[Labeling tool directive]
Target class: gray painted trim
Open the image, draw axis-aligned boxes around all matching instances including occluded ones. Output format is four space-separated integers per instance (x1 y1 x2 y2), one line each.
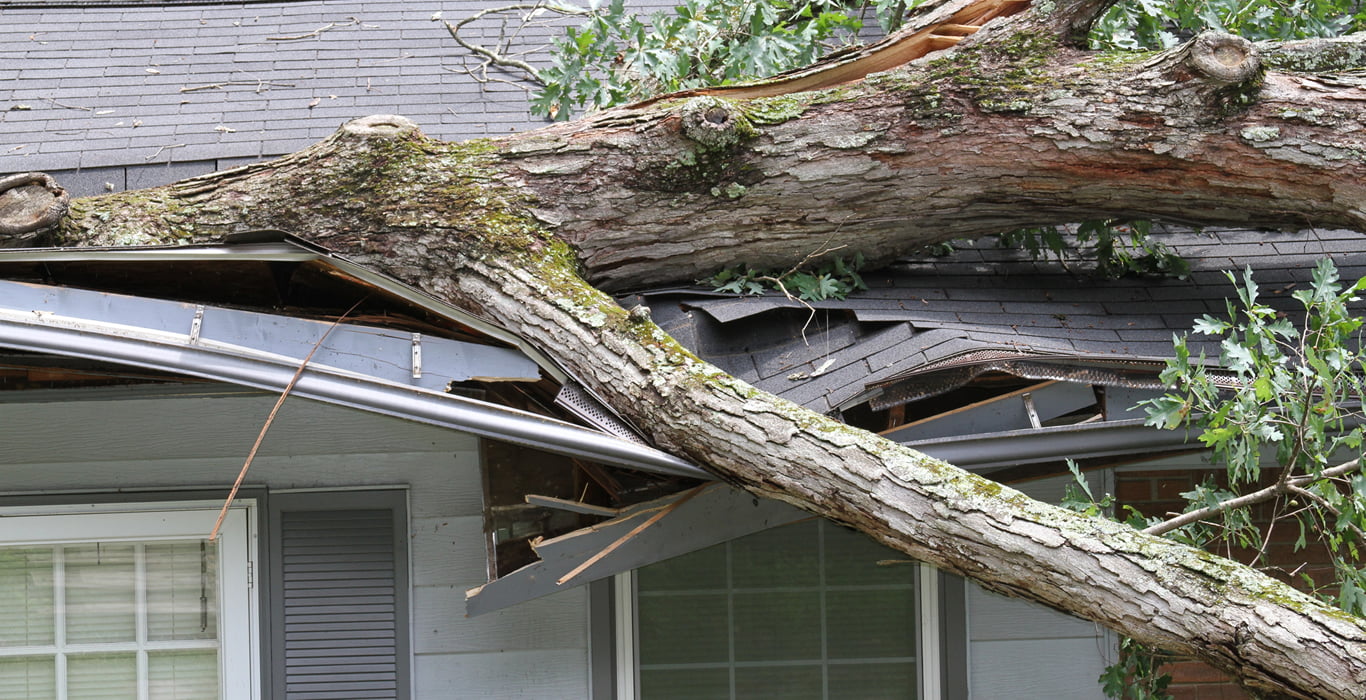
588 578 616 700
0 279 541 388
939 571 969 700
906 418 1198 471
883 381 1100 443
465 485 808 616
267 490 411 700
0 281 706 479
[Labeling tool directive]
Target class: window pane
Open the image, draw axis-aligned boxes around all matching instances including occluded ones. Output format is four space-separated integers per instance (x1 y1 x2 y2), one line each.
640 668 729 699
823 524 916 586
0 547 54 646
732 592 821 662
639 593 729 665
146 541 218 642
735 665 822 700
0 657 55 700
64 545 136 644
637 544 727 591
68 653 136 700
731 521 819 588
826 590 915 659
828 662 916 700
149 650 219 700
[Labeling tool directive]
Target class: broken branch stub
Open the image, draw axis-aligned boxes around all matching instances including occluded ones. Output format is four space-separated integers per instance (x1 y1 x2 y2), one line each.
1188 32 1261 85
0 172 69 241
340 114 423 140
680 97 749 150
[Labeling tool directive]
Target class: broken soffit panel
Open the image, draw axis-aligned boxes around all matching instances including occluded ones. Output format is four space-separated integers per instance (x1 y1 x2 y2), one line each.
465 483 808 616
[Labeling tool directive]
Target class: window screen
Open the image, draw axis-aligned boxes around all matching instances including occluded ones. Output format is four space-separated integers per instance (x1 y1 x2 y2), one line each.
636 519 918 700
0 507 254 700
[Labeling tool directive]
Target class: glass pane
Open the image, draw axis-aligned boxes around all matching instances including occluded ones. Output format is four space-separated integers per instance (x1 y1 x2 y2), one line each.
823 524 916 586
826 590 915 659
0 657 55 700
64 545 135 644
0 547 55 646
731 521 819 589
146 541 218 641
639 593 729 665
640 668 729 699
68 653 136 700
638 544 727 592
149 650 219 700
733 592 820 662
828 662 916 700
735 664 822 700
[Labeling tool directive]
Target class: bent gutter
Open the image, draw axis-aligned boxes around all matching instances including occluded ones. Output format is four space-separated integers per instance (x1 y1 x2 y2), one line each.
0 288 706 480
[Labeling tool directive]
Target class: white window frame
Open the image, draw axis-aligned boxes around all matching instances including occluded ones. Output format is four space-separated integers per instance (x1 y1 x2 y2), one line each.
616 550 942 699
0 500 259 700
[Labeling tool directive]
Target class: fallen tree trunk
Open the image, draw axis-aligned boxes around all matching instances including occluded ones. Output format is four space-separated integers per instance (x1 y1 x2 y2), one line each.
14 0 1366 695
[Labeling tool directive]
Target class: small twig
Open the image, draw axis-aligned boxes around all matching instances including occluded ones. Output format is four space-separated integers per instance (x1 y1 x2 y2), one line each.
1144 459 1362 537
759 233 849 341
45 97 92 112
556 484 710 585
209 300 366 540
1287 483 1366 543
180 80 295 93
145 144 186 161
439 3 591 86
267 16 361 41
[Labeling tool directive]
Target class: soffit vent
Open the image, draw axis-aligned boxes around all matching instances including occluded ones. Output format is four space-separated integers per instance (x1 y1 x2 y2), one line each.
555 382 649 446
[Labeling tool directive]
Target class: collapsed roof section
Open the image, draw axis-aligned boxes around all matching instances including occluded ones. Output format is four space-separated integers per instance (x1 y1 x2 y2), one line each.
631 227 1366 417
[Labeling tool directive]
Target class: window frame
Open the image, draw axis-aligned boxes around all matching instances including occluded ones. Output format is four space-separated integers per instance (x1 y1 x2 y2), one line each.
0 499 260 700
613 521 945 700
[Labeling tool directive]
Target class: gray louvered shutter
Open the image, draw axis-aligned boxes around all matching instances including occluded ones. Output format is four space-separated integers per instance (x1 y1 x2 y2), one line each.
279 506 404 700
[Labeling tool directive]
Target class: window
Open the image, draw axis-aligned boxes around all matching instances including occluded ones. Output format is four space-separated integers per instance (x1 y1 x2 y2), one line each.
632 519 922 700
0 504 257 700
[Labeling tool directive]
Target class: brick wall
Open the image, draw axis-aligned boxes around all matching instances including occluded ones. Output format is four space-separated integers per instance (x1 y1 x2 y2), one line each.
1116 468 1337 700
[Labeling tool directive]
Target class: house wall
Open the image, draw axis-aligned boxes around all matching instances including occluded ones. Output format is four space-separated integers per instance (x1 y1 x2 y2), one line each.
967 471 1114 699
0 385 593 699
1113 451 1276 700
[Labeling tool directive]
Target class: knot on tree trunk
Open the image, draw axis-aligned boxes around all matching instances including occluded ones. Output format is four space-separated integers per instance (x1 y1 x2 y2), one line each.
1187 32 1260 85
679 97 753 150
0 172 69 243
339 114 424 141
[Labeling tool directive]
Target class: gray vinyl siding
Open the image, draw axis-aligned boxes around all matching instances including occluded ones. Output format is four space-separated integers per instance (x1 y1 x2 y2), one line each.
966 472 1113 699
0 386 593 699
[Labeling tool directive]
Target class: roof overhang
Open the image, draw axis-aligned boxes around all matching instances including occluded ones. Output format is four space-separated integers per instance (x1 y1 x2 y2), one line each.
0 242 707 479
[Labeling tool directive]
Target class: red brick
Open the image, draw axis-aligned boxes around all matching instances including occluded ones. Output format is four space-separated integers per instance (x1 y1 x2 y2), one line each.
1116 478 1153 503
1167 660 1233 684
1156 476 1195 499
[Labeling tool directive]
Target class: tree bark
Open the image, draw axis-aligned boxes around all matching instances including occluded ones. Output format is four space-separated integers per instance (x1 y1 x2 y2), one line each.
14 1 1366 696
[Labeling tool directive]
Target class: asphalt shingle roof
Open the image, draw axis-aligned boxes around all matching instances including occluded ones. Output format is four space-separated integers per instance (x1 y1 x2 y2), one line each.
0 0 675 174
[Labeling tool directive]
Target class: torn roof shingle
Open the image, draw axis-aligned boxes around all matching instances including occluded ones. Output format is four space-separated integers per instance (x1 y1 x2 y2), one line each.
1 0 678 173
637 228 1366 413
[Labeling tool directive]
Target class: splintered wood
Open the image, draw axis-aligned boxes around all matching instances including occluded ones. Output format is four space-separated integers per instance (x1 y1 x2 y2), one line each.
636 0 1030 103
